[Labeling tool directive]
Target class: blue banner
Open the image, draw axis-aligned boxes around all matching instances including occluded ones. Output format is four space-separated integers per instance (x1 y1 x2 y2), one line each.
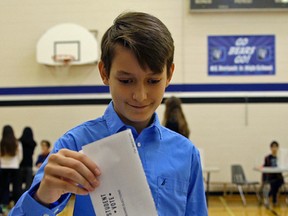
208 35 275 76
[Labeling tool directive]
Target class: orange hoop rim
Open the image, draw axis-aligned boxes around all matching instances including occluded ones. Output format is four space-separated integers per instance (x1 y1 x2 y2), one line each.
52 54 75 65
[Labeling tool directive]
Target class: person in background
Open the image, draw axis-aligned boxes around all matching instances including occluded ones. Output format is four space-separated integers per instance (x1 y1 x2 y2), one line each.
35 140 51 168
263 141 284 205
10 12 207 216
162 96 190 138
0 125 22 213
19 127 36 192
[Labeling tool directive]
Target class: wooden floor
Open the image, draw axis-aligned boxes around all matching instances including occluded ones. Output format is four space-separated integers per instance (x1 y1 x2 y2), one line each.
59 194 288 216
209 194 288 216
6 194 288 215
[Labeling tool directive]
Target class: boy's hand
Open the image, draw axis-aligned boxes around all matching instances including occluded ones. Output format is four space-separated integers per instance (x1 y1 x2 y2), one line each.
34 149 101 205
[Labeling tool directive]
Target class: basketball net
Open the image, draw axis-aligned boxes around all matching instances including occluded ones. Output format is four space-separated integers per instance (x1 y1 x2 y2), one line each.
52 54 75 76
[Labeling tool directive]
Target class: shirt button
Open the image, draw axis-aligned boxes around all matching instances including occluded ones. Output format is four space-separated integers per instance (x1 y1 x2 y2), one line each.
137 142 141 147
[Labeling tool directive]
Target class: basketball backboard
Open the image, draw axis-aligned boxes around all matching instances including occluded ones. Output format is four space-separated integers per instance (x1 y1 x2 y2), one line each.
36 23 98 66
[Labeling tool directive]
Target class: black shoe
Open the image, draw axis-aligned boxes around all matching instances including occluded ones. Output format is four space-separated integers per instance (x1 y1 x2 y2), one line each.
272 202 279 207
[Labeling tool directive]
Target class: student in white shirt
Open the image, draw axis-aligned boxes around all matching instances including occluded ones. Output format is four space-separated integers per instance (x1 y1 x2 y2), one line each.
0 125 23 210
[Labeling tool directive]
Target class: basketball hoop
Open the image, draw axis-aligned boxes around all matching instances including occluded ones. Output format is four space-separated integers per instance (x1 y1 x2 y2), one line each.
52 54 75 66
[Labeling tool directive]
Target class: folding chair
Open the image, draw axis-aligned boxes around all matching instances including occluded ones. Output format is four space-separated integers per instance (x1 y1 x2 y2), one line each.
231 164 260 205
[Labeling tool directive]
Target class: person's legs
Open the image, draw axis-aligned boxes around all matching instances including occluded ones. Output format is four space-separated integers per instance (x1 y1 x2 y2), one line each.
0 169 11 205
270 179 283 204
25 167 33 191
20 167 33 192
20 167 25 192
261 182 270 206
11 169 22 204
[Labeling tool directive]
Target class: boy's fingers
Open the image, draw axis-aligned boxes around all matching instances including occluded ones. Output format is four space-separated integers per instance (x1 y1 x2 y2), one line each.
44 164 99 192
45 152 99 189
48 154 99 187
39 175 91 203
58 149 101 177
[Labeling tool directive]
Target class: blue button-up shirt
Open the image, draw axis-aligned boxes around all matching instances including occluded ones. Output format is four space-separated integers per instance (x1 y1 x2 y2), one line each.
10 102 207 216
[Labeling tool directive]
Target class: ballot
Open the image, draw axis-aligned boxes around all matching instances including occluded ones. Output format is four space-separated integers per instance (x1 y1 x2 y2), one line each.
82 129 158 216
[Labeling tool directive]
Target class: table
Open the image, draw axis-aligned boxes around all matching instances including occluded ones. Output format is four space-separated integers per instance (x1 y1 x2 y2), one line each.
203 167 220 207
254 166 288 173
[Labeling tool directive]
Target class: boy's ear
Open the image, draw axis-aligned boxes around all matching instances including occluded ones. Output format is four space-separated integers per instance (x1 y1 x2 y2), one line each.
98 61 109 85
166 63 175 87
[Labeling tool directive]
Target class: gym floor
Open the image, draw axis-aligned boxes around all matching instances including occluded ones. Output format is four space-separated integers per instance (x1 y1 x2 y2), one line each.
55 194 288 216
208 194 288 216
3 193 286 215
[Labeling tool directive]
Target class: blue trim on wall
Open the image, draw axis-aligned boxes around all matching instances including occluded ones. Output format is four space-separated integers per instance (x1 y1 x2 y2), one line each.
0 83 288 96
0 85 109 95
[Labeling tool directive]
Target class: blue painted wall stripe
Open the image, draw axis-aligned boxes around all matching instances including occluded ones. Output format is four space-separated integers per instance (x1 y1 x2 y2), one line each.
0 85 109 95
0 83 288 96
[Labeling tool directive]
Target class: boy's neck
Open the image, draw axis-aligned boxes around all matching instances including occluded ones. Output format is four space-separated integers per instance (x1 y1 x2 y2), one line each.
132 116 155 134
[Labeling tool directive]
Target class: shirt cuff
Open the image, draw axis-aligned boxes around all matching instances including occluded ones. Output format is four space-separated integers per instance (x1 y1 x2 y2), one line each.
21 184 71 215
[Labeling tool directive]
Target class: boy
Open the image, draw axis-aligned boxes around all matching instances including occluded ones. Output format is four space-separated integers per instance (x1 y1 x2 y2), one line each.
35 140 51 168
10 12 207 215
263 141 284 205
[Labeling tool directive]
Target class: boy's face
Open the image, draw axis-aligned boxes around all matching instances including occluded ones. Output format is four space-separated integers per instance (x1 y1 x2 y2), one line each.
99 45 174 132
41 143 49 153
271 145 278 155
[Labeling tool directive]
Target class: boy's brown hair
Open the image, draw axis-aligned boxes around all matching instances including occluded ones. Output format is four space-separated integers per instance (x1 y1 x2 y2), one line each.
100 12 174 77
270 141 279 148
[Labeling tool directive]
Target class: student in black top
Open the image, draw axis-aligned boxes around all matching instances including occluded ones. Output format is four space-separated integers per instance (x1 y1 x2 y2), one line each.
263 141 284 205
19 127 37 192
0 125 22 211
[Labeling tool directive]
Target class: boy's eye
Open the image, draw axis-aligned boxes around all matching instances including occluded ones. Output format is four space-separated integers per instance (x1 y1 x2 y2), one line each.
119 79 133 84
148 79 161 84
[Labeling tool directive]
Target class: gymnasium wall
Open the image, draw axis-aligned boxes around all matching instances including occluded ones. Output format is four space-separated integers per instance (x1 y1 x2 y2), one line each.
1 0 288 187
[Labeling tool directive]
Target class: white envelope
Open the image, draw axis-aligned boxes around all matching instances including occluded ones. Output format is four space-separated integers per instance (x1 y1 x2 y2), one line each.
82 129 158 216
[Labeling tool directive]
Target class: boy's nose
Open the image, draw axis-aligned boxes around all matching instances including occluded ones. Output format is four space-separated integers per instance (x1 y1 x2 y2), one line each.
132 85 147 102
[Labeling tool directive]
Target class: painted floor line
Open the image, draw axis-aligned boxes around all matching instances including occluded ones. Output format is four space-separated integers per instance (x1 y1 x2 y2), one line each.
219 196 236 216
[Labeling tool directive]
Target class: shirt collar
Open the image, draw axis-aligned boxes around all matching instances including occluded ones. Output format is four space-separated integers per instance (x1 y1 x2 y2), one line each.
104 101 163 139
104 101 127 135
147 113 163 140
